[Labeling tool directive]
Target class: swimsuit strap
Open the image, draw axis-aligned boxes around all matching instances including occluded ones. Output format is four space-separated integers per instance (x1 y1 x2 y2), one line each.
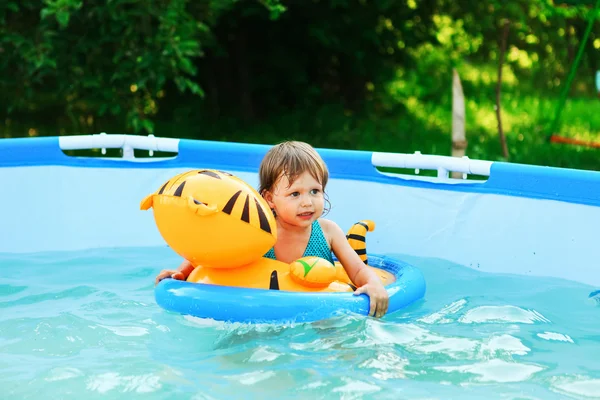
303 220 334 264
263 220 334 264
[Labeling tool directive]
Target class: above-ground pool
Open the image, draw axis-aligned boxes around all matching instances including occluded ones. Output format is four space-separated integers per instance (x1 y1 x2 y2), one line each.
1 134 599 399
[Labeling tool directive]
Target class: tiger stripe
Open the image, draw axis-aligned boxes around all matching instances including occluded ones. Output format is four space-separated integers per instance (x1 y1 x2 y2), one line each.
222 190 242 215
345 220 375 265
347 234 365 241
198 170 221 179
166 170 198 193
254 198 272 234
241 195 250 223
221 190 274 235
158 181 169 195
173 181 186 197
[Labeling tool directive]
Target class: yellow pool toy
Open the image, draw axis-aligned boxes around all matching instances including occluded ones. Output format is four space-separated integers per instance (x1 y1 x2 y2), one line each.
141 169 395 292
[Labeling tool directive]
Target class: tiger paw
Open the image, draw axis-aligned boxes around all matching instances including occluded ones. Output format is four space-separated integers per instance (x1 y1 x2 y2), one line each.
289 256 337 288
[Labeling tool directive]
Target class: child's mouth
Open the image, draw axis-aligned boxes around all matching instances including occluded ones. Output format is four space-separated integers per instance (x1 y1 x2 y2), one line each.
298 212 313 219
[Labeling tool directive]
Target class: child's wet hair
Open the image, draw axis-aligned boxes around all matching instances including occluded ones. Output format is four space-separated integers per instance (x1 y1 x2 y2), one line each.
259 141 329 193
259 141 331 214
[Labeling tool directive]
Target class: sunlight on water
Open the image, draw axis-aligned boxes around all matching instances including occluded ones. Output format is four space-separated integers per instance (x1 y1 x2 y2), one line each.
0 247 598 399
459 305 551 324
550 376 600 398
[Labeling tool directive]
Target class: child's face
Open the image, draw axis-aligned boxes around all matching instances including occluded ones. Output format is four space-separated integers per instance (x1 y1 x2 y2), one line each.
264 170 324 228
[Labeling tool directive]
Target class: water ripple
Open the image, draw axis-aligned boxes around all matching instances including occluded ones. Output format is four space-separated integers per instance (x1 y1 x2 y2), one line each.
225 370 276 386
537 332 574 343
86 372 161 394
358 351 410 380
247 346 281 363
459 305 551 324
97 324 149 337
0 284 28 297
44 367 84 382
2 247 600 399
331 377 381 399
365 320 532 361
0 285 98 310
434 359 545 383
549 375 600 398
419 299 467 324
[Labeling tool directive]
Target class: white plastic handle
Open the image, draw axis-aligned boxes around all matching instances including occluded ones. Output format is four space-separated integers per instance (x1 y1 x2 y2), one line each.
59 133 180 159
371 152 492 178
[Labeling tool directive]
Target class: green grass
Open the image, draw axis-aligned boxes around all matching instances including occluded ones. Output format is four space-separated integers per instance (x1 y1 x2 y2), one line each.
153 92 600 172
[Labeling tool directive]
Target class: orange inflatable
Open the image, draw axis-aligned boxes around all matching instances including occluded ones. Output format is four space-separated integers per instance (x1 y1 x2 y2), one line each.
140 169 276 269
141 169 395 292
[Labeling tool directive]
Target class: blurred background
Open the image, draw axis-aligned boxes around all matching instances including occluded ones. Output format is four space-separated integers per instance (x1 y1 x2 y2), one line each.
1 0 599 170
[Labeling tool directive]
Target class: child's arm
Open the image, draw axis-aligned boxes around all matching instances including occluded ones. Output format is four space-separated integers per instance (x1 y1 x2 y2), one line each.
154 259 195 286
321 220 389 318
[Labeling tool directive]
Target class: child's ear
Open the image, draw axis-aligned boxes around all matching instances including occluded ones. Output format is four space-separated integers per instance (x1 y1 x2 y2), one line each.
262 190 275 208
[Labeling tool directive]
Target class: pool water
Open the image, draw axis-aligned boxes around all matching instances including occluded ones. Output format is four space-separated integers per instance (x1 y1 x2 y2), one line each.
1 247 599 399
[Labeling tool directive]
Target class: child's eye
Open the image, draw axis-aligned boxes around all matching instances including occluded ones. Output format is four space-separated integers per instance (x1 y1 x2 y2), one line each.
290 192 300 197
310 189 320 195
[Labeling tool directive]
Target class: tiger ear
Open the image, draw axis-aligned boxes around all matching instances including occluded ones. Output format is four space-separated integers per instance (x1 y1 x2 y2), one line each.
140 194 154 210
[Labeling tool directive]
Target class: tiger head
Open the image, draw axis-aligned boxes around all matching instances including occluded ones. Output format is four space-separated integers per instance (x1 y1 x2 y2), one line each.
141 169 277 269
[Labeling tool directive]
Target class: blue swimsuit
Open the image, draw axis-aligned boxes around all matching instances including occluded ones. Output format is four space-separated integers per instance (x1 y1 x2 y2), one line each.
263 220 334 264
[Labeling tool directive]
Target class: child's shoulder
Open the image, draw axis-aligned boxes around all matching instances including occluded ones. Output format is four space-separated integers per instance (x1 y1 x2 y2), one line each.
317 218 343 236
317 218 347 248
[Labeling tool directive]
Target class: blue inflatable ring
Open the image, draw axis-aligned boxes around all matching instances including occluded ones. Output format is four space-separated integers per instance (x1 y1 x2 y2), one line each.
154 254 426 323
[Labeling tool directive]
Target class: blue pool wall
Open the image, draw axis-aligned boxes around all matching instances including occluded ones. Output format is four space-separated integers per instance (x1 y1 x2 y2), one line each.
1 136 599 286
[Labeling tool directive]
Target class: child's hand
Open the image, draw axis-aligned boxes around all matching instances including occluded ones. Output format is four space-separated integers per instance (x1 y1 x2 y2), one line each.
154 269 187 286
154 260 195 286
353 282 389 318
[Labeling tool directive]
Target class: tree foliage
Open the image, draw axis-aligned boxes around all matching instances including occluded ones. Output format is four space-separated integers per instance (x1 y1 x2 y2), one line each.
1 0 233 132
0 0 598 135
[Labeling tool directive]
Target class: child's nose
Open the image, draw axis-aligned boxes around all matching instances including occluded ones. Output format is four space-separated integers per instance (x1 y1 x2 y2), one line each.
301 195 312 206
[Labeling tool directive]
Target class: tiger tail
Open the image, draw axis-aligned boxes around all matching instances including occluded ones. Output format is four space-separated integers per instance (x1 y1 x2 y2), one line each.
345 220 375 265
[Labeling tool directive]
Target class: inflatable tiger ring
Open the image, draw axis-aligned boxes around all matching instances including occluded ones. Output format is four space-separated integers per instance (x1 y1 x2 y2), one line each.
141 169 394 291
142 169 426 322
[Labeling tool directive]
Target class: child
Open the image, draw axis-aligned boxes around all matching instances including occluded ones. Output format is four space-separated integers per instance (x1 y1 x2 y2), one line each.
155 141 389 318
